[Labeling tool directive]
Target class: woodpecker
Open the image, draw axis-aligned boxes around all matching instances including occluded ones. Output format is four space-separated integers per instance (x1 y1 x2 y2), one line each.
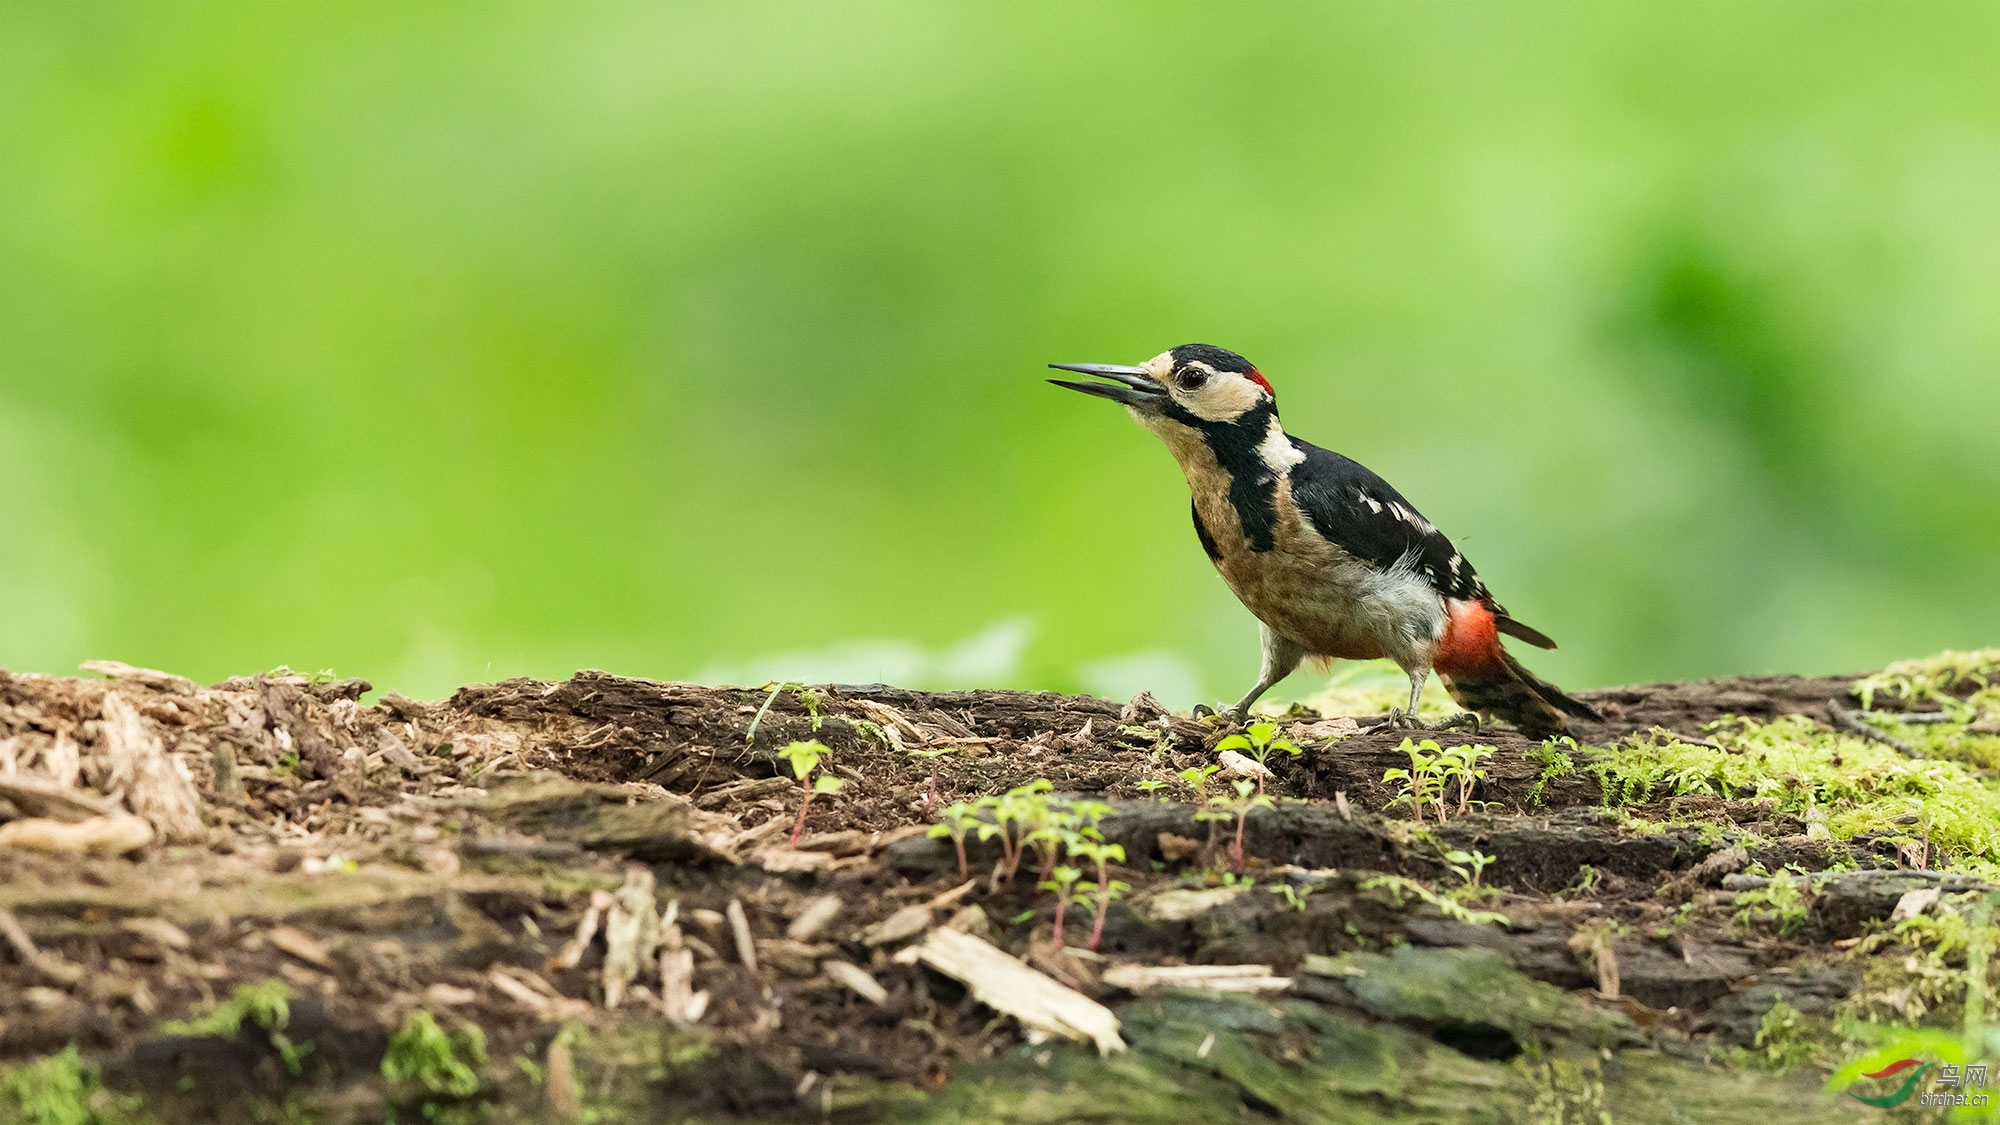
1049 343 1599 737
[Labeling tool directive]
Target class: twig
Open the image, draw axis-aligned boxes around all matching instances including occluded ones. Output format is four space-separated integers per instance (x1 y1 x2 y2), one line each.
1829 704 1921 758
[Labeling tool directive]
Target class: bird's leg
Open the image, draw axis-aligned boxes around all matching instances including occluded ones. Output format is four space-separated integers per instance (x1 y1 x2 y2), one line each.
1220 625 1303 724
1363 665 1481 733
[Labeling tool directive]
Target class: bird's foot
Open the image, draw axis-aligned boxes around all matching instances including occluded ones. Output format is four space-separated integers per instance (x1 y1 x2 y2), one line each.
1359 710 1481 735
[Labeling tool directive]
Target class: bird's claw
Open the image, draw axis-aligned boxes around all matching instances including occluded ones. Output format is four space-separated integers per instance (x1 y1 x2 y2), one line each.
1359 709 1481 735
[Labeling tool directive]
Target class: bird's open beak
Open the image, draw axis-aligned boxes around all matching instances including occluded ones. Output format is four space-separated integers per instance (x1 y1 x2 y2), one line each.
1046 363 1166 407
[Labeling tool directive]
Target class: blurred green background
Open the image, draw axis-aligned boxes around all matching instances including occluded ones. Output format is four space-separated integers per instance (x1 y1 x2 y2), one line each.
4 4 1997 707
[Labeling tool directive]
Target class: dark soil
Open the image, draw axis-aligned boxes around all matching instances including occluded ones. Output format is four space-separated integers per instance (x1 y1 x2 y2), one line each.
0 665 1936 1122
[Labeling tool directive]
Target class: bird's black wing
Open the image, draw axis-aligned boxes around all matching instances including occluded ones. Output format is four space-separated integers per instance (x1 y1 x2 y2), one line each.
1285 439 1557 649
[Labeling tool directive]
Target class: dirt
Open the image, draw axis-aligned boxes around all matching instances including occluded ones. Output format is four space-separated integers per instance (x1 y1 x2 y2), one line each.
0 663 1949 1122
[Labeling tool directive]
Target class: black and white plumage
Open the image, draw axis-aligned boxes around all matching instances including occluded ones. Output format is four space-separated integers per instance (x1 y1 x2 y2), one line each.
1049 343 1597 736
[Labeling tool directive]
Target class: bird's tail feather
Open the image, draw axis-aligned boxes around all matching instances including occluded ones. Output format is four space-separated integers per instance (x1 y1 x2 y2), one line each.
1439 649 1600 739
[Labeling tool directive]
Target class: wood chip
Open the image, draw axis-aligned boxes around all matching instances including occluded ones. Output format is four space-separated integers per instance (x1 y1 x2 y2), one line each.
118 917 191 952
0 908 85 985
99 691 204 840
81 661 197 695
748 846 837 873
0 813 153 856
545 1031 582 1123
786 895 843 941
602 866 661 1009
551 891 613 971
1334 790 1352 822
1217 750 1271 780
266 925 333 969
907 928 1124 1054
1891 886 1942 923
659 947 708 1024
726 898 759 975
1101 963 1291 994
425 983 479 1006
861 903 934 947
821 960 889 1005
1138 885 1245 923
0 775 123 823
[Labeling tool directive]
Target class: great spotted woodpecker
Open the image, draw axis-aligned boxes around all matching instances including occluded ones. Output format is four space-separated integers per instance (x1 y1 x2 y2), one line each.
1050 343 1599 737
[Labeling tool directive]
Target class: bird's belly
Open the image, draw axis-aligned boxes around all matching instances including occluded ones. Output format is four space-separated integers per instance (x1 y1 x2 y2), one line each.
1213 539 1444 664
1192 476 1444 664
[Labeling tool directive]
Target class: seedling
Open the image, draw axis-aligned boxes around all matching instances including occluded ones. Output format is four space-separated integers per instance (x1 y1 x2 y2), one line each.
1215 722 1302 794
1040 865 1087 952
1443 848 1495 888
775 740 845 845
1382 738 1447 824
1359 874 1510 928
1269 882 1316 913
984 780 1054 888
1179 764 1220 802
928 801 983 881
1437 743 1496 818
1070 836 1130 950
1210 778 1275 873
1134 779 1169 800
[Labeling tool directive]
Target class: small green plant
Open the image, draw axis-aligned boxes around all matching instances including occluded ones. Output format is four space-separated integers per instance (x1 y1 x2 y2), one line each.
928 801 983 881
0 1045 148 1125
1443 848 1495 888
1134 779 1169 800
981 780 1054 888
774 740 844 845
1040 865 1087 952
1269 882 1315 912
161 980 312 1077
1731 873 1810 937
1214 721 1301 794
1209 778 1275 873
1436 744 1496 818
1523 740 1575 806
382 1009 487 1101
1070 835 1130 950
1360 874 1511 928
1567 865 1601 898
1382 739 1447 824
1178 764 1220 803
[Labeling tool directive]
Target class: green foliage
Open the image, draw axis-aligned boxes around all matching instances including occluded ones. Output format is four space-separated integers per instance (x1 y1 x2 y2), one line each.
1442 849 1495 888
776 739 841 844
1133 779 1169 800
1856 649 2000 711
1269 882 1315 913
1523 741 1575 807
1730 872 1811 938
1359 874 1511 929
1744 997 1821 1074
1381 739 1447 824
1215 722 1302 792
0 1046 149 1125
382 1010 487 1101
1177 765 1220 802
160 981 312 1077
928 799 983 879
1571 717 2000 867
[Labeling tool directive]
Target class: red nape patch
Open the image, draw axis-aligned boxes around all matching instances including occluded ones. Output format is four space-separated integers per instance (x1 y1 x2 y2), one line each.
1244 367 1274 397
1434 600 1505 676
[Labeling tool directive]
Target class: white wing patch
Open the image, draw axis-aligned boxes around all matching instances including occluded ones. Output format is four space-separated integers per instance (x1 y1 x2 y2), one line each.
1256 418 1305 474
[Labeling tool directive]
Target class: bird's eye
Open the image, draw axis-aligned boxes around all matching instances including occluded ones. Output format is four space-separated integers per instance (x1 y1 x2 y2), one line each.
1176 368 1209 392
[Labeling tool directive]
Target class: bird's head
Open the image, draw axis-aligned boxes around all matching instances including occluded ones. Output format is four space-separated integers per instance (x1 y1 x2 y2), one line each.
1048 344 1274 427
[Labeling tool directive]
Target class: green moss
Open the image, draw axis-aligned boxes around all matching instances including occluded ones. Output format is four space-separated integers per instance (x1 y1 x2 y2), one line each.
1568 716 2000 869
159 981 312 1077
382 1010 487 1101
0 1046 149 1125
1855 649 2000 710
1731 872 1811 937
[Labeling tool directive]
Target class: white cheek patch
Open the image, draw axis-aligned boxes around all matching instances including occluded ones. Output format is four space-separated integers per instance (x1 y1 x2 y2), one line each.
1178 373 1268 422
